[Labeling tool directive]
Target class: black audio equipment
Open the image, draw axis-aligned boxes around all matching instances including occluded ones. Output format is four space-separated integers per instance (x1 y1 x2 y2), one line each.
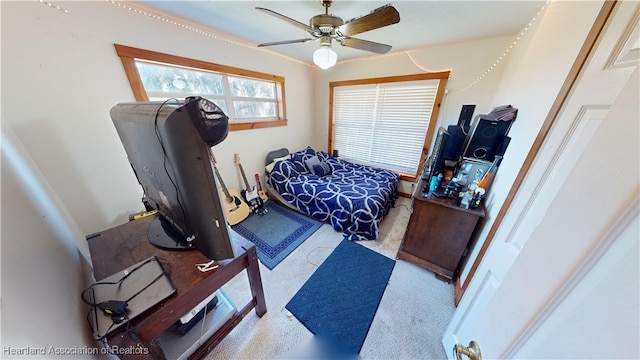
496 136 511 157
458 105 476 133
463 118 513 161
494 136 511 167
443 125 466 160
425 127 449 181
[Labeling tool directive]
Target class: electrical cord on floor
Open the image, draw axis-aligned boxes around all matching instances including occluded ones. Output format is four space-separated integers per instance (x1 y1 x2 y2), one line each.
306 246 335 267
393 202 412 212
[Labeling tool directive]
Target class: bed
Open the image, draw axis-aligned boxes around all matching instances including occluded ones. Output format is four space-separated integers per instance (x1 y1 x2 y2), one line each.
265 146 400 241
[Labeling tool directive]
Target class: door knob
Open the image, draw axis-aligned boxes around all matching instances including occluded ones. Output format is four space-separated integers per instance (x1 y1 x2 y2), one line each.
454 341 482 360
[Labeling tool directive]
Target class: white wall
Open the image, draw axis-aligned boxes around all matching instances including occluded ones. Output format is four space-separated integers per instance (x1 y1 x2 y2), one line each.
313 34 517 194
1 122 99 358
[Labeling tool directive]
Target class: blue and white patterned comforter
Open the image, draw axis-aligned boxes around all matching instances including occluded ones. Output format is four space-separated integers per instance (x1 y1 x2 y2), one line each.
268 148 400 241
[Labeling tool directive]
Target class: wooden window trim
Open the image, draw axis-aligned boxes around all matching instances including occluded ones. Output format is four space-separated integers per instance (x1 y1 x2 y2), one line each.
114 44 287 131
328 71 450 181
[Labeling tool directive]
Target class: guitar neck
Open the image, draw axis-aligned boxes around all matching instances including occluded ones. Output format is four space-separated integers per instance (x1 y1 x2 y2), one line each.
214 167 233 201
255 173 263 191
209 151 233 202
234 154 252 190
238 163 251 190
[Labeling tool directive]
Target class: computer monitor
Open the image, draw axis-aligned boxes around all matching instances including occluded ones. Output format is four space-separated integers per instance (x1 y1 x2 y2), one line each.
110 96 234 261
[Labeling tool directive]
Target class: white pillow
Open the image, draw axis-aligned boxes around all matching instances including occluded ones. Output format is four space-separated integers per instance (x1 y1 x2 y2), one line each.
265 155 291 173
265 161 276 173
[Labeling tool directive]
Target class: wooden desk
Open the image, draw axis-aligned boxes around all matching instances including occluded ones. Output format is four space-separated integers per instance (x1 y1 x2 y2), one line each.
87 215 266 359
397 179 485 283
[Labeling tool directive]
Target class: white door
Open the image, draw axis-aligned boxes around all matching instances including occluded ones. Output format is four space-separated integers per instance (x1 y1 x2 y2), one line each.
444 1 639 358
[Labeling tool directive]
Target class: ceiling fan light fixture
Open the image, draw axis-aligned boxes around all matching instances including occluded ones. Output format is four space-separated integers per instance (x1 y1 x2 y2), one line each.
256 2 399 66
313 38 337 69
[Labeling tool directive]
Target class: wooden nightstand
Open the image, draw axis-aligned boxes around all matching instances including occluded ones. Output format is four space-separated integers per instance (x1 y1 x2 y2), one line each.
397 179 485 283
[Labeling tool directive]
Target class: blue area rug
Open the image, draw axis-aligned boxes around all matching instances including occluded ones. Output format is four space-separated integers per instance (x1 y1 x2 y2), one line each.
286 240 396 354
232 201 322 270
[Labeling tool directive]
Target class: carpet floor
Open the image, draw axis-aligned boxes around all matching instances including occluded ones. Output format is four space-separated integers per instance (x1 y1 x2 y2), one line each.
206 197 456 359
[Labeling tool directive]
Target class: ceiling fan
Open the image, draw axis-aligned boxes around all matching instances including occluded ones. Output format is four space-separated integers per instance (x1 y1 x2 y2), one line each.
256 0 400 69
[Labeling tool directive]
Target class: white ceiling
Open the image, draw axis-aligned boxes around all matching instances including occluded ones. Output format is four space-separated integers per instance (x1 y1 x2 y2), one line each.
135 1 545 65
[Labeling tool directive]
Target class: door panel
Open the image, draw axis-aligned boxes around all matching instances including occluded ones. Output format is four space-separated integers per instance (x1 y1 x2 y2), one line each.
506 105 607 251
508 205 639 359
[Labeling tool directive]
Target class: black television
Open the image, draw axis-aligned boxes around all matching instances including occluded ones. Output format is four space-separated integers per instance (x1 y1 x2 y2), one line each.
110 96 234 261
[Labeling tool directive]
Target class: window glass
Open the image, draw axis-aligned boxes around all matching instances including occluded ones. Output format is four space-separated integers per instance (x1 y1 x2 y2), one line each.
115 44 287 130
228 76 275 99
136 61 224 96
233 101 277 119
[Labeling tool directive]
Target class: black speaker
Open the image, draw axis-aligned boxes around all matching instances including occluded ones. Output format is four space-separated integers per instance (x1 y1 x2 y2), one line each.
458 105 476 133
443 125 466 160
463 118 512 161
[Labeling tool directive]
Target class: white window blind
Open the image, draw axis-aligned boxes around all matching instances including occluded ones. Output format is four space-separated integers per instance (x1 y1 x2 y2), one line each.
333 80 439 173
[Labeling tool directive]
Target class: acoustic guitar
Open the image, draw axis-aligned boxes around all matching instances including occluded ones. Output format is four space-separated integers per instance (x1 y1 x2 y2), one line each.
209 151 250 225
234 154 267 215
255 173 269 203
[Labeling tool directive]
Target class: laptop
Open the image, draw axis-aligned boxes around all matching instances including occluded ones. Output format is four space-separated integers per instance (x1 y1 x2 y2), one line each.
87 256 176 340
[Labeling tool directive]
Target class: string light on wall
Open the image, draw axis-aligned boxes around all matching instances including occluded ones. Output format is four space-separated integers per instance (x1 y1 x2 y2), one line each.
337 48 451 74
108 0 308 66
339 1 549 92
450 0 550 93
39 0 69 14
405 51 452 73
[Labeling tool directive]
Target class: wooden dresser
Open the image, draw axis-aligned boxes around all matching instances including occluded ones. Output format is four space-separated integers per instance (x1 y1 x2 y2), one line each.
397 179 485 283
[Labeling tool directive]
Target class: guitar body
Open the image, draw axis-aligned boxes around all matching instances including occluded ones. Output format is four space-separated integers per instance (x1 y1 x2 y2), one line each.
255 173 269 203
209 151 250 225
241 186 263 212
219 188 250 226
258 189 269 203
235 154 268 215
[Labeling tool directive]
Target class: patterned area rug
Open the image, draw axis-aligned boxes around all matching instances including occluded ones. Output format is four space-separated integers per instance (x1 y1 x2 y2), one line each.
232 201 322 270
286 240 396 354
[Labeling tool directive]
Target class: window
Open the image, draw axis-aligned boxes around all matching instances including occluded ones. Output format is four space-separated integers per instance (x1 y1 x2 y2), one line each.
115 44 287 131
329 72 449 180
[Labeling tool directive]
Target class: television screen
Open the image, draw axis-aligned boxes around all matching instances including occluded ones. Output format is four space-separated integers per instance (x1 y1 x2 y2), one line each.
110 97 234 261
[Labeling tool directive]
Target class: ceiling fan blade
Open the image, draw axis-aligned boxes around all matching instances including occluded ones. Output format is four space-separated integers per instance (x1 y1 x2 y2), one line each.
255 7 315 33
341 37 392 54
338 4 400 37
257 38 316 47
